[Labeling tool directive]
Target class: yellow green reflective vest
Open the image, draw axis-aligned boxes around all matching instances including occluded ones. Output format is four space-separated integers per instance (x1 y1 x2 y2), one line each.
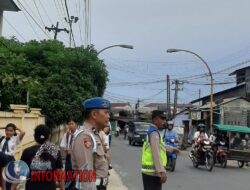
141 128 167 173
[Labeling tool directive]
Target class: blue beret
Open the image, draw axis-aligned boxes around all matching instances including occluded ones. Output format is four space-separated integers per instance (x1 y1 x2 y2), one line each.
83 97 111 110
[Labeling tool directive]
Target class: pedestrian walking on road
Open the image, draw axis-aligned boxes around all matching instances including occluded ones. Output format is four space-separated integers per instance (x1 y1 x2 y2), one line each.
71 97 110 190
124 125 128 140
141 110 167 190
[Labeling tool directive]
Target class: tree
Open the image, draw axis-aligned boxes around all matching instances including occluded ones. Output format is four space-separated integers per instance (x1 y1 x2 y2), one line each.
0 37 108 127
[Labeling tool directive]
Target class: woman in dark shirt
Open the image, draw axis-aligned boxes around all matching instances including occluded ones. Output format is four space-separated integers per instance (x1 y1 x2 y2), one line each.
20 124 64 190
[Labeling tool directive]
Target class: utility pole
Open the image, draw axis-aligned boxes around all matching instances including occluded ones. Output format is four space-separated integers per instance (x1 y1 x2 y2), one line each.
166 75 171 120
135 99 141 119
65 16 78 47
45 22 69 40
199 89 201 106
172 80 183 118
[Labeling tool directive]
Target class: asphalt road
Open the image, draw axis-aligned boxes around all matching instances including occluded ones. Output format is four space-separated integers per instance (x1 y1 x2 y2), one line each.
110 135 250 190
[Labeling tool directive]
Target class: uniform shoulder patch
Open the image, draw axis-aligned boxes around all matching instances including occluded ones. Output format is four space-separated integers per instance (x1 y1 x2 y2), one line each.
83 136 92 149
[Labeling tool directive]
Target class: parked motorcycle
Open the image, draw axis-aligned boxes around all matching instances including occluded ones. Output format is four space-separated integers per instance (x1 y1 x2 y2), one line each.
189 139 214 171
166 138 179 172
214 140 228 168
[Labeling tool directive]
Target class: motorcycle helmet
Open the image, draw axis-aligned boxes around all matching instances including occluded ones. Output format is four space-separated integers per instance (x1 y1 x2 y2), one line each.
167 120 174 131
198 123 205 132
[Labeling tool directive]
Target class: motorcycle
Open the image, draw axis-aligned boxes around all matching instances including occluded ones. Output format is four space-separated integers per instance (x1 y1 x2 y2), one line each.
166 138 179 172
214 140 228 168
189 139 214 171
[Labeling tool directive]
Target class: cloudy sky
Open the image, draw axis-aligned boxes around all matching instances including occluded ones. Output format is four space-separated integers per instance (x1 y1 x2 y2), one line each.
3 0 250 106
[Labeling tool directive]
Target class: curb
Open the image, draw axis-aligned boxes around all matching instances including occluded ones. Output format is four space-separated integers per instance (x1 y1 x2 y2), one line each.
108 169 128 190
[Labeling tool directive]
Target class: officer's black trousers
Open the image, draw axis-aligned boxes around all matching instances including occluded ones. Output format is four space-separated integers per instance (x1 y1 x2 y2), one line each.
142 173 162 190
96 185 106 190
65 154 75 190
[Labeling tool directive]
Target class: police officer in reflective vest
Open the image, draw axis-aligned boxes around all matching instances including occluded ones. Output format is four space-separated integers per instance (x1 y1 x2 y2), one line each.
141 110 167 190
71 97 110 190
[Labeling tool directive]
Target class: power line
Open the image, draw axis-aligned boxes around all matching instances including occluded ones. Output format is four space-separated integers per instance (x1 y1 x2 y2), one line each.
186 81 235 86
59 0 68 21
54 0 67 28
17 0 51 39
33 0 50 36
84 0 91 46
3 16 26 41
17 4 41 40
38 0 54 24
52 0 70 43
22 0 45 26
109 79 165 87
141 89 166 101
103 54 166 78
64 0 77 48
75 0 83 45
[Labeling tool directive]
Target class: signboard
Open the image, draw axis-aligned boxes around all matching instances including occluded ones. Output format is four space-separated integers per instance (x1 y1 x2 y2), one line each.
191 111 201 120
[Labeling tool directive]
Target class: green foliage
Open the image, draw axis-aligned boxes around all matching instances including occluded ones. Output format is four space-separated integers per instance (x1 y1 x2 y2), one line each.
0 37 108 127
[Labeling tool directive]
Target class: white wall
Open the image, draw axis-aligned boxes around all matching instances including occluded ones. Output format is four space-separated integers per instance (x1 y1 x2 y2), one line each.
0 10 3 36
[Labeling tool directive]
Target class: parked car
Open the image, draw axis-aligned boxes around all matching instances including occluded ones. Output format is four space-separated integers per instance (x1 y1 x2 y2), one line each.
128 121 150 146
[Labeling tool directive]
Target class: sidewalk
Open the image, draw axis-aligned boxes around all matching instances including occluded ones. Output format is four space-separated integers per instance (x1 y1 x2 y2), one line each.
108 169 128 190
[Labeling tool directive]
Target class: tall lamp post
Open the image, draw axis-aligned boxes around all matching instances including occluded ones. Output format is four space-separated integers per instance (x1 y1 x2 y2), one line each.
167 49 214 133
97 44 133 55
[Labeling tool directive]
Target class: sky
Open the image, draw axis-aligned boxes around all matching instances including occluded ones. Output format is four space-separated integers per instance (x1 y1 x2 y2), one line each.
3 0 250 106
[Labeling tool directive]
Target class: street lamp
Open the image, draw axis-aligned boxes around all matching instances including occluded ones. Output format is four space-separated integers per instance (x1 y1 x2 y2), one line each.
167 49 214 133
97 44 134 55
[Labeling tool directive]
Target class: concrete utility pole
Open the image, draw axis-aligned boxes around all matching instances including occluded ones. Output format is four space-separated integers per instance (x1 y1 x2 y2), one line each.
45 22 69 40
65 16 78 47
135 99 141 119
172 80 183 118
166 75 171 120
199 89 201 106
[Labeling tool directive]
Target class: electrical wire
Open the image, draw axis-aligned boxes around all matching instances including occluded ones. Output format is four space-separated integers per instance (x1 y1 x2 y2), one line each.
51 0 70 43
75 0 83 45
54 0 68 28
141 89 166 101
38 0 53 24
16 0 50 39
64 0 77 48
17 4 41 40
33 0 50 36
3 16 26 41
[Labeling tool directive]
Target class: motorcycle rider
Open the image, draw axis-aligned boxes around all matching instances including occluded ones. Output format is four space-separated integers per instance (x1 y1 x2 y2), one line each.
163 121 180 171
192 124 209 156
193 124 208 141
164 121 178 145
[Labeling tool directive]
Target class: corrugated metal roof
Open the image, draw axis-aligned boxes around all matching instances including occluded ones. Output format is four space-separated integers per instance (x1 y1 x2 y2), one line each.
214 124 250 133
191 83 245 103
